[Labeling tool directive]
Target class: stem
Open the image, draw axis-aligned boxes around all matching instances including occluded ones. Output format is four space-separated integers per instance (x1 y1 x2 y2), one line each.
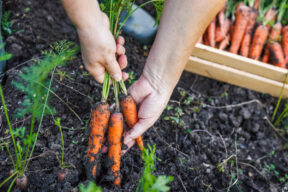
23 67 56 171
102 71 111 102
277 0 287 23
119 80 127 95
7 176 17 192
5 143 16 168
272 73 288 122
58 120 65 167
0 170 18 188
0 86 20 169
113 80 120 111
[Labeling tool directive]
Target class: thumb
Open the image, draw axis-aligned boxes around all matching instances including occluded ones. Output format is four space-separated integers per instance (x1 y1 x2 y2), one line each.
105 55 122 81
124 118 151 145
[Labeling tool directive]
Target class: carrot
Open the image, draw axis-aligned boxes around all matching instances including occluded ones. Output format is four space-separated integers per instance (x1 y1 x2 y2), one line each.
262 22 282 63
87 102 110 178
16 175 28 189
264 8 277 30
108 112 124 186
229 4 250 54
269 42 286 68
218 34 230 50
254 0 260 10
216 5 226 42
283 26 288 63
207 18 216 47
249 25 269 60
240 7 257 57
203 30 210 46
216 19 231 42
120 95 144 151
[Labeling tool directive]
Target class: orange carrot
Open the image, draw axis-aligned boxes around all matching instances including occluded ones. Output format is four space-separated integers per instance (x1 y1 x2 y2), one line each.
249 25 269 60
108 112 123 186
216 6 226 42
120 95 144 151
218 34 230 50
216 19 231 42
254 0 260 10
207 18 216 47
269 42 286 68
264 8 277 30
283 26 288 63
240 8 257 57
88 103 110 178
229 4 250 54
203 30 210 46
262 22 282 63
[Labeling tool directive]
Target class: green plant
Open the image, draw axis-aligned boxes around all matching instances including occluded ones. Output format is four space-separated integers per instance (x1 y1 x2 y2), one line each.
56 70 75 81
128 71 136 84
0 44 12 61
1 11 13 35
164 106 184 126
0 41 78 190
136 145 173 192
54 118 70 169
79 181 102 192
265 164 288 184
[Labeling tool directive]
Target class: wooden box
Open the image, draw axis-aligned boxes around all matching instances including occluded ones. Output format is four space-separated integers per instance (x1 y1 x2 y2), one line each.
186 44 288 98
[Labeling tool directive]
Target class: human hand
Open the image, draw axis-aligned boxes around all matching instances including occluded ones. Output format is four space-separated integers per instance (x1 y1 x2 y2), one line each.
121 74 172 154
77 12 128 83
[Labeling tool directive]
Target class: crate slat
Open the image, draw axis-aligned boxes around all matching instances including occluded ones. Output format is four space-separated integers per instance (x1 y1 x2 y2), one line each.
185 56 288 98
192 44 288 83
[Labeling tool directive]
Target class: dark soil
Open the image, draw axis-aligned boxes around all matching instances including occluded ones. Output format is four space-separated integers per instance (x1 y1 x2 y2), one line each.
1 0 288 191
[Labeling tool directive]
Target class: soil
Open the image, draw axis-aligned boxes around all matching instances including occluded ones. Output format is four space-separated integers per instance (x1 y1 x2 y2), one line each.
1 0 288 191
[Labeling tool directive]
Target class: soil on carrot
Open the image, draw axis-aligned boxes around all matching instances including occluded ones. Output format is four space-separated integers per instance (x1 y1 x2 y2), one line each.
1 0 288 191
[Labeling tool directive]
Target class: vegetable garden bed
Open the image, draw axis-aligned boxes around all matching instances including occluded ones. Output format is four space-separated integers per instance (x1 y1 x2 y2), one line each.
0 0 288 191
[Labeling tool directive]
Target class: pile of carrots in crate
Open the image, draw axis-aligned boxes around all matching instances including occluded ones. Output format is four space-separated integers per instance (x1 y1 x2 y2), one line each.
200 0 288 68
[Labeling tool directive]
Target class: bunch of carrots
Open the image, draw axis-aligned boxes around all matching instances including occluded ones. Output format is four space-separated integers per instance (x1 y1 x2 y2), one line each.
200 0 288 68
85 0 164 187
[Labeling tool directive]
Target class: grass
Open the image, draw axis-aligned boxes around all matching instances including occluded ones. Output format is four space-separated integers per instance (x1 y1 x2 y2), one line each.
1 11 13 35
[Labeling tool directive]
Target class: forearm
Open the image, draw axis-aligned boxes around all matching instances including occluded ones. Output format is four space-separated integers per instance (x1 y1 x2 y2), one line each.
61 0 102 29
143 0 225 94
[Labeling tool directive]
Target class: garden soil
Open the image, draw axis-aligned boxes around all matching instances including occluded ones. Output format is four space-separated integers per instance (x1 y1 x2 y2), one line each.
1 0 288 191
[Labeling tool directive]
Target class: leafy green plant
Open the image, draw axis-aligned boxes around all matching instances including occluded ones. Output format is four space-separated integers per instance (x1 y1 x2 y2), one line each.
79 181 102 192
0 41 78 190
0 43 12 61
164 106 184 126
136 145 173 192
1 11 13 35
128 71 136 84
56 70 75 81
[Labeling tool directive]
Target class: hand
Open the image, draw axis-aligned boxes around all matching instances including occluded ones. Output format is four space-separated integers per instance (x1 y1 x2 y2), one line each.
121 74 172 154
77 12 128 83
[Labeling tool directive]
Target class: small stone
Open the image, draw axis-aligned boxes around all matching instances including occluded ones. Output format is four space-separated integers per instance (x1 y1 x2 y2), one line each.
240 108 251 120
50 143 62 151
252 123 260 133
218 112 228 122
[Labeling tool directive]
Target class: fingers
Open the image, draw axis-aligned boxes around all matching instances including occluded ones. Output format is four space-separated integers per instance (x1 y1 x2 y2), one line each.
118 55 128 70
105 55 123 82
86 64 106 83
121 139 135 155
122 72 129 81
117 36 125 45
116 44 126 55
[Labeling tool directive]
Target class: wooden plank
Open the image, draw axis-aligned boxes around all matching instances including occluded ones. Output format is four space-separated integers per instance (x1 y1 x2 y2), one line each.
192 43 288 83
185 56 288 98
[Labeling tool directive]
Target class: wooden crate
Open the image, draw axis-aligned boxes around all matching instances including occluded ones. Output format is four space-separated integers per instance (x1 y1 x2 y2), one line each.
186 43 288 98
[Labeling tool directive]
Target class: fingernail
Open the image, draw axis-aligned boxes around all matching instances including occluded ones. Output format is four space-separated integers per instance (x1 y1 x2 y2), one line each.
113 74 122 82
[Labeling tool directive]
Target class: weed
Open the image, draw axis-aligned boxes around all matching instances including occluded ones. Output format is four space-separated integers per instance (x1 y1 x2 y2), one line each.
136 145 173 192
164 106 184 126
183 96 194 105
0 44 12 61
56 70 75 81
1 11 13 35
128 71 136 84
25 8 30 12
79 181 102 192
265 164 288 184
